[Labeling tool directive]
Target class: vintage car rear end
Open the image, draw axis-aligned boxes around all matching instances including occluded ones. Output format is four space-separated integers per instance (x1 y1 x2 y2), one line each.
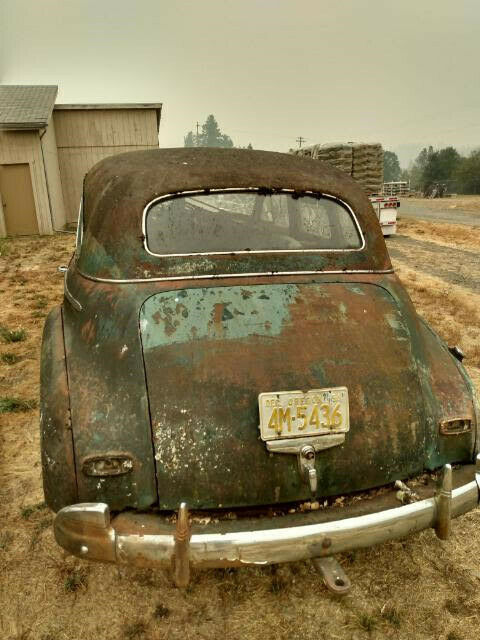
40 148 480 590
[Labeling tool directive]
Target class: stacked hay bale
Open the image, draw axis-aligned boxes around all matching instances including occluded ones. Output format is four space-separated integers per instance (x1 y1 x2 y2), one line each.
312 143 353 175
351 143 383 194
292 142 383 195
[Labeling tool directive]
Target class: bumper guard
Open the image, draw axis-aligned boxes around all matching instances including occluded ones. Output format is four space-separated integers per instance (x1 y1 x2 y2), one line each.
54 457 480 587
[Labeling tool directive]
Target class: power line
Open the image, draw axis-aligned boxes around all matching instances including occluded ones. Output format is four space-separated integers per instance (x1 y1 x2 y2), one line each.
228 127 305 142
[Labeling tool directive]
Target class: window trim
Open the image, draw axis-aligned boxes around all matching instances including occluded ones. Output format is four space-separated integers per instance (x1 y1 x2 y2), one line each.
75 197 84 258
142 188 365 258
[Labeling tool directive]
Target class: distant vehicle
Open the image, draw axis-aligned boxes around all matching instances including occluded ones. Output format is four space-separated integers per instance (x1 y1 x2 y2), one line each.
369 194 401 237
41 148 480 591
424 183 449 198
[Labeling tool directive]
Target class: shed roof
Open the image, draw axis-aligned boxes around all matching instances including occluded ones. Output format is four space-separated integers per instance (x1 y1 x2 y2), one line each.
0 85 58 130
54 102 162 110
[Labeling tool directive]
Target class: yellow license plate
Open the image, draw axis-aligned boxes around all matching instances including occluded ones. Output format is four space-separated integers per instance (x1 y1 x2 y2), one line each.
258 387 349 441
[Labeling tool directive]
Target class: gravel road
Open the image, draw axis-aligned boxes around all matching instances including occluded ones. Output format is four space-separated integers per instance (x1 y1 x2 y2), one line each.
388 233 480 293
399 200 480 226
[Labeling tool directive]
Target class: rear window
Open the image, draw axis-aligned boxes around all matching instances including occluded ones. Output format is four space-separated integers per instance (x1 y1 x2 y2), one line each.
145 190 362 256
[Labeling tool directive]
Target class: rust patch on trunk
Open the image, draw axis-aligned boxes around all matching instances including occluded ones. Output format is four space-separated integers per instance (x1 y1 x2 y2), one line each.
152 310 177 336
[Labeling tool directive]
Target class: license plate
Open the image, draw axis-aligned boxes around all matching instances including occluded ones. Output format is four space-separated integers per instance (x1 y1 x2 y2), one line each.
258 387 349 441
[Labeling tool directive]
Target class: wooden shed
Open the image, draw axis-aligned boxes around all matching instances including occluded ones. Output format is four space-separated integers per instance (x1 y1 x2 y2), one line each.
53 103 162 224
0 85 63 235
0 85 162 236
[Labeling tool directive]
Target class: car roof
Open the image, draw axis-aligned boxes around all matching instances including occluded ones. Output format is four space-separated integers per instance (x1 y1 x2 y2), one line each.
78 148 391 281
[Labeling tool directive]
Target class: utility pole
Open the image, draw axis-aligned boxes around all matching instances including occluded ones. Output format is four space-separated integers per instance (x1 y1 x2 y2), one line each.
195 121 200 146
296 136 305 148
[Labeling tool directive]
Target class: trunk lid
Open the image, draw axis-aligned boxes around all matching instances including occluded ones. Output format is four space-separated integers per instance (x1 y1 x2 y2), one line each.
140 282 425 509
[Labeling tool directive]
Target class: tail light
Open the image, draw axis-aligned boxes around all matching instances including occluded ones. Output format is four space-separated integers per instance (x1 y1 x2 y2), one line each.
440 418 472 435
82 454 134 476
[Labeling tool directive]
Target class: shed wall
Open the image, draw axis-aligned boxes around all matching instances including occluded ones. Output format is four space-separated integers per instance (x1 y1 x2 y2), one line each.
40 118 66 229
0 130 53 235
54 109 159 222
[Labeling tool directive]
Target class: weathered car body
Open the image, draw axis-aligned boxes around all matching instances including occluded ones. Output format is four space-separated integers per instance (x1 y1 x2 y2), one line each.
41 148 480 590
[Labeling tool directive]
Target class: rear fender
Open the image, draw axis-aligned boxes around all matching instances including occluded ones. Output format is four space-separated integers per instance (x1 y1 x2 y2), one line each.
40 306 78 511
418 318 478 467
376 275 477 468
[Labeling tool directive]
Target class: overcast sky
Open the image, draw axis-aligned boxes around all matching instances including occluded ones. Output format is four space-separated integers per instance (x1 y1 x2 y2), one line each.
1 0 479 165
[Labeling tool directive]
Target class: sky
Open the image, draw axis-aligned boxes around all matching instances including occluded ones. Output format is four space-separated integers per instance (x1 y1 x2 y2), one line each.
1 0 479 167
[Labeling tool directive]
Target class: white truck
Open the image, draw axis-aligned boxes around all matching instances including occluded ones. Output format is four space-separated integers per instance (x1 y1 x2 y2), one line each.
292 142 399 236
368 194 400 237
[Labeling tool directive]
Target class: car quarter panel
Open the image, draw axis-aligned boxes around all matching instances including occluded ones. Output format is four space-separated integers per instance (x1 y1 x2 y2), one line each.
62 275 158 511
419 321 477 468
40 306 78 511
369 276 477 469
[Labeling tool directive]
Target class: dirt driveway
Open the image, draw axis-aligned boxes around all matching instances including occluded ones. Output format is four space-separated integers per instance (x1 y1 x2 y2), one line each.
0 225 479 640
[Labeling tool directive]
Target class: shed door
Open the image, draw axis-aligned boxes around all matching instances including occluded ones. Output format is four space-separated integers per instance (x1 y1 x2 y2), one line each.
0 164 38 235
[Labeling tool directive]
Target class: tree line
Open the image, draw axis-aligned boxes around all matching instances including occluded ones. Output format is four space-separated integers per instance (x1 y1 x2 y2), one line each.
184 114 252 149
186 119 479 195
384 147 480 195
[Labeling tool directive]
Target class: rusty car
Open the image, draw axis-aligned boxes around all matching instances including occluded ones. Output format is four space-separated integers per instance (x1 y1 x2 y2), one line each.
40 148 480 592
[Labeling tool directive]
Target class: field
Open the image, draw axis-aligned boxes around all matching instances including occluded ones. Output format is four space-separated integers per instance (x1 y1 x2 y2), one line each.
1 217 480 640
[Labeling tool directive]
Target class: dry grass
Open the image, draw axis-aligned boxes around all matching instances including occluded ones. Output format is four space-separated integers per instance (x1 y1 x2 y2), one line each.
1 233 480 640
398 217 480 251
394 264 480 373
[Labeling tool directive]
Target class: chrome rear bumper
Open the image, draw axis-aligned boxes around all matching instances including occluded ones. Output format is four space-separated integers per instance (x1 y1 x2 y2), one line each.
54 459 480 586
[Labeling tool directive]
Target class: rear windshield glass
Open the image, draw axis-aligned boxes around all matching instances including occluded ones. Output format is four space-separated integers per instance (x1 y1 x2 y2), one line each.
145 190 362 255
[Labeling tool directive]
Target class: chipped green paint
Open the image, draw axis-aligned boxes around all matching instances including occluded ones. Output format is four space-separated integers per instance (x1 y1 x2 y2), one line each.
384 313 409 341
79 235 123 279
141 284 299 349
349 285 366 296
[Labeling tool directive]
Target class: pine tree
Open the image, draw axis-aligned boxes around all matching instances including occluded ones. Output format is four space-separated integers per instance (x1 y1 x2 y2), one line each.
201 115 222 147
184 115 234 148
184 131 197 147
383 151 401 182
